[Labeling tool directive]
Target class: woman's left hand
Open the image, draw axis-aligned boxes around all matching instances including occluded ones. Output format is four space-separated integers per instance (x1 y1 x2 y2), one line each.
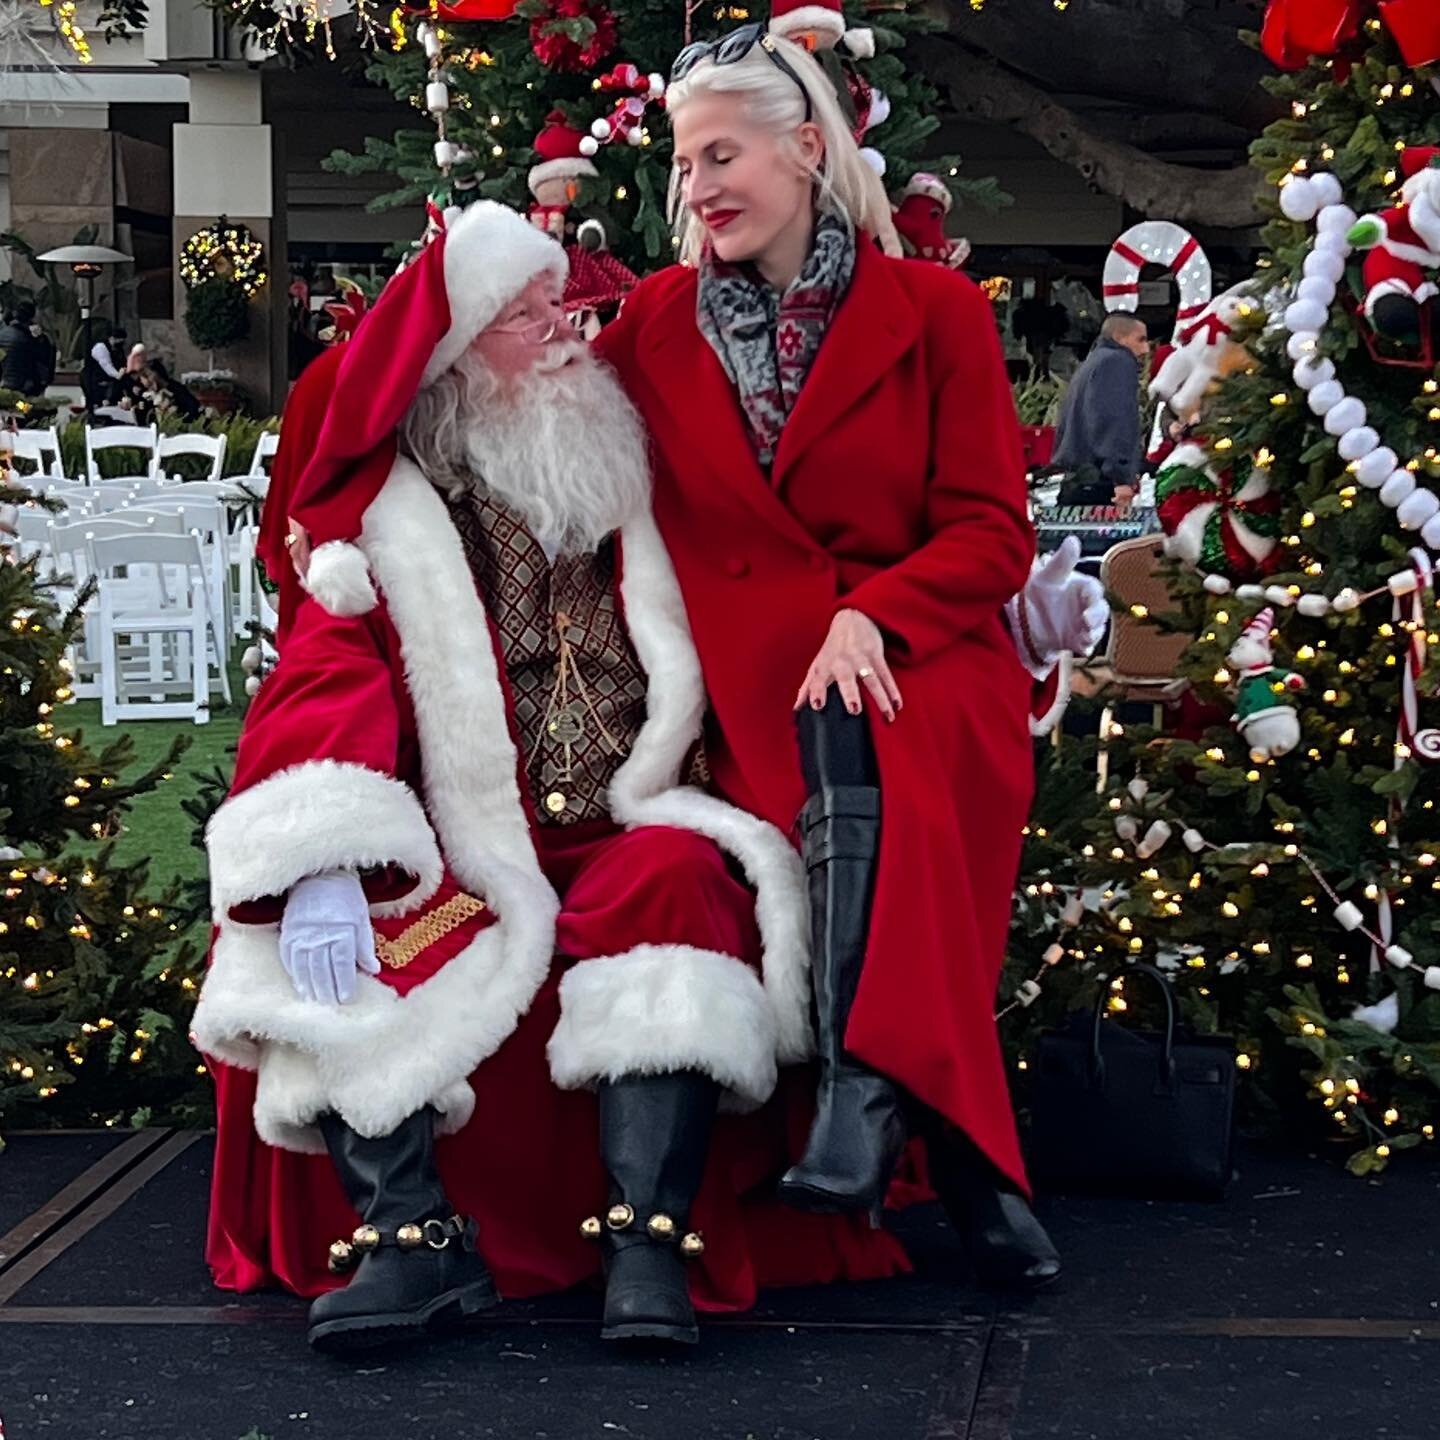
794 608 903 721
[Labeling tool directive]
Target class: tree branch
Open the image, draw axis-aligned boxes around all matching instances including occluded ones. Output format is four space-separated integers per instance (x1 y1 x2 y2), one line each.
919 40 1265 230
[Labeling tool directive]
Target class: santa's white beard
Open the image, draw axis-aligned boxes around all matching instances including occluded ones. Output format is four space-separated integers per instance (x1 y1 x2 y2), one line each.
401 346 651 556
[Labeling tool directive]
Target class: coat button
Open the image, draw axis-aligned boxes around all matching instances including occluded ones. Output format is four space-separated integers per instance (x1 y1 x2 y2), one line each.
544 791 568 815
808 554 830 573
724 556 750 578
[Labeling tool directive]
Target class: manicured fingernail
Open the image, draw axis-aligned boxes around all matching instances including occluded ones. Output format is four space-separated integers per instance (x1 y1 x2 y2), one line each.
848 702 860 715
812 699 823 709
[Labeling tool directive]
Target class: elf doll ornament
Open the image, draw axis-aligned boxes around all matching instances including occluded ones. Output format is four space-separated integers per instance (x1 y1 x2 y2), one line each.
1227 607 1306 761
526 110 638 332
891 173 969 270
527 110 600 241
1348 145 1440 341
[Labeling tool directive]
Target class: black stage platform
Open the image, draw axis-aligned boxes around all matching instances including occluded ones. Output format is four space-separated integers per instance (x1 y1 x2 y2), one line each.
1 1131 1437 1440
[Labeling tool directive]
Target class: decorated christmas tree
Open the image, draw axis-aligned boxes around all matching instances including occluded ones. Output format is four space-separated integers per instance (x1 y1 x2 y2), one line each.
0 538 209 1132
1004 5 1440 1173
313 0 1004 274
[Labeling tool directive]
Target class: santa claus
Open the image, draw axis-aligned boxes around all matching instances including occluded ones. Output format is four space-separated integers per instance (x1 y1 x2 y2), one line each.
1350 145 1440 340
193 201 875 1353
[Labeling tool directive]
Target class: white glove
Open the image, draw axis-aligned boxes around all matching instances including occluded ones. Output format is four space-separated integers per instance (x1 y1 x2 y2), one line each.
279 870 380 1005
1006 535 1110 680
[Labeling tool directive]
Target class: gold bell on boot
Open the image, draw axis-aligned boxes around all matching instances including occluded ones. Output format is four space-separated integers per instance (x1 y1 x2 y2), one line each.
327 1239 355 1274
606 1203 635 1231
646 1212 677 1242
395 1222 426 1251
579 1215 603 1241
352 1224 381 1253
679 1232 706 1259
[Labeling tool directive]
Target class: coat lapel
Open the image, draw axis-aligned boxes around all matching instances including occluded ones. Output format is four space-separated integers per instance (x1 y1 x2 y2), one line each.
770 241 919 491
634 274 827 554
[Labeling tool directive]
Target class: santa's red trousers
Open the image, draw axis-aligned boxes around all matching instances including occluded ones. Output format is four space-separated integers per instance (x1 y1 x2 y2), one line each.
206 822 911 1308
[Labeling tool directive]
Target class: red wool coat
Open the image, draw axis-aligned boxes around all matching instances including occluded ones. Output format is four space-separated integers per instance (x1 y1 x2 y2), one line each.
597 241 1037 1193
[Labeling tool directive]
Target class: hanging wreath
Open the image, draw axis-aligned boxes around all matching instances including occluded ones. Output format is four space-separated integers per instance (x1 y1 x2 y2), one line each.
179 218 268 298
523 0 617 73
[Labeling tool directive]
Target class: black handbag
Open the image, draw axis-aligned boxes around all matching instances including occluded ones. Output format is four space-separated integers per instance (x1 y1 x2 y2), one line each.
1028 962 1236 1199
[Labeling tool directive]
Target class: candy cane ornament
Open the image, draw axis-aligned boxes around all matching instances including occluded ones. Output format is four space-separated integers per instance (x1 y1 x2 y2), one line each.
1103 220 1214 333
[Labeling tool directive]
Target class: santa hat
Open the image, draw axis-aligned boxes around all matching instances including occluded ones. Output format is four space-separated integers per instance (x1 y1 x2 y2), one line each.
528 110 600 196
768 0 874 57
903 171 953 212
1400 146 1440 182
284 201 568 618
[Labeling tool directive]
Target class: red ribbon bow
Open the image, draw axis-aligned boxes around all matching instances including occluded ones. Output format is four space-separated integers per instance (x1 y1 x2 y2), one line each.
1262 0 1440 70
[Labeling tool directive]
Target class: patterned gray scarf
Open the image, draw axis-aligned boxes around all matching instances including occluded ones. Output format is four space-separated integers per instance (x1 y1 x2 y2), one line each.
695 208 856 470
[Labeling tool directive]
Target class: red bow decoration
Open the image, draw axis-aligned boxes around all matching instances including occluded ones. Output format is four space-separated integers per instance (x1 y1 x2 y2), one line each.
1177 312 1235 348
1262 0 1440 70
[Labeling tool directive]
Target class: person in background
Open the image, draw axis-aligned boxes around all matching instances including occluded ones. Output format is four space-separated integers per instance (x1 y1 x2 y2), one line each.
1051 313 1149 506
82 324 127 410
0 301 56 397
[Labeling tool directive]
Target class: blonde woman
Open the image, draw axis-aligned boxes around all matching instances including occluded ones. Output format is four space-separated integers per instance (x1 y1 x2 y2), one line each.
595 26 1060 1289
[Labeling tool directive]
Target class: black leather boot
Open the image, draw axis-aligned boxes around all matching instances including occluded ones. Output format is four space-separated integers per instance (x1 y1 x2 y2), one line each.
925 1118 1061 1292
778 690 906 1219
582 1071 717 1346
307 1108 499 1354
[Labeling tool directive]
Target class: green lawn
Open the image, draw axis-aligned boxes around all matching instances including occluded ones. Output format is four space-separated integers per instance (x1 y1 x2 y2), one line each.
66 664 247 900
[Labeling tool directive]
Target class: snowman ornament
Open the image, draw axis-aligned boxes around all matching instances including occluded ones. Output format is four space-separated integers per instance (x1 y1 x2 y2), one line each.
1227 607 1306 761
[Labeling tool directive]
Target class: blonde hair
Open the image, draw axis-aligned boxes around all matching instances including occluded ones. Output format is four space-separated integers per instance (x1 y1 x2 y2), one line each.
664 34 883 267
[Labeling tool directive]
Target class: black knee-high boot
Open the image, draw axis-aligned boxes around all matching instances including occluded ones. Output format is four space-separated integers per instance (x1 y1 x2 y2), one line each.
923 1116 1061 1291
306 1109 498 1354
583 1071 718 1345
778 690 906 1218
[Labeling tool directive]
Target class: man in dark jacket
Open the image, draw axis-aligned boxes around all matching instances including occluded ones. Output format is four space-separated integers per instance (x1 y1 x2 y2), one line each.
0 302 56 397
1051 314 1150 505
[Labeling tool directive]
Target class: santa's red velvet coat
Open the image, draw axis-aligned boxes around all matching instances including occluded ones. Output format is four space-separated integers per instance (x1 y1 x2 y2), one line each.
596 241 1038 1193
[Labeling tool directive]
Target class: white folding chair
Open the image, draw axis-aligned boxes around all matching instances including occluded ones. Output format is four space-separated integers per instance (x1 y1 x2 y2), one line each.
48 512 189 696
88 531 225 725
85 424 158 483
152 432 227 483
246 430 280 479
121 496 233 660
4 428 66 480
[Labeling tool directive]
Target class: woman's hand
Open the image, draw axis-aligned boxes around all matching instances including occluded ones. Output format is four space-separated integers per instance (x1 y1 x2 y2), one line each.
794 608 903 721
286 519 312 581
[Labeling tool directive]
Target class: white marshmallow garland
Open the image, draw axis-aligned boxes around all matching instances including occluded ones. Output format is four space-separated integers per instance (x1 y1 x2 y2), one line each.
1278 173 1440 552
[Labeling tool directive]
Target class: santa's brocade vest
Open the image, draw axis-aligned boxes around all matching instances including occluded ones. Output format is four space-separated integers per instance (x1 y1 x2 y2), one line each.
445 485 649 825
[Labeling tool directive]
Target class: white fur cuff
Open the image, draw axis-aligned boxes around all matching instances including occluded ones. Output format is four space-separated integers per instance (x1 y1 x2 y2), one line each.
207 759 444 919
303 540 378 618
547 945 779 1111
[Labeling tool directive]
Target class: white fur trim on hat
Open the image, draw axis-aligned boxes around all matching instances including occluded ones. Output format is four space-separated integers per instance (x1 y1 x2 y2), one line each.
841 26 874 57
423 200 570 386
905 172 953 212
768 3 844 44
303 540 378 618
860 146 887 177
526 155 599 194
547 944 779 1111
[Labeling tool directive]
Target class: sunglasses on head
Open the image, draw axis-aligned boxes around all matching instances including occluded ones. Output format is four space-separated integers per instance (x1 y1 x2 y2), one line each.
669 23 813 123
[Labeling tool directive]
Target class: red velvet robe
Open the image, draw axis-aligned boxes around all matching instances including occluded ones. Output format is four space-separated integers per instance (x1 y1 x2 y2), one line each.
201 436 908 1305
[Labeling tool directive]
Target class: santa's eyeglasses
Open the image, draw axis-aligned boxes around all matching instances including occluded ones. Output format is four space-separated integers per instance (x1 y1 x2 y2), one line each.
669 24 813 123
488 315 562 345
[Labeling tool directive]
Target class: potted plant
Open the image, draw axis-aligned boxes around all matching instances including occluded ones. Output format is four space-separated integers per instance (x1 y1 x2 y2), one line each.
180 219 268 415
